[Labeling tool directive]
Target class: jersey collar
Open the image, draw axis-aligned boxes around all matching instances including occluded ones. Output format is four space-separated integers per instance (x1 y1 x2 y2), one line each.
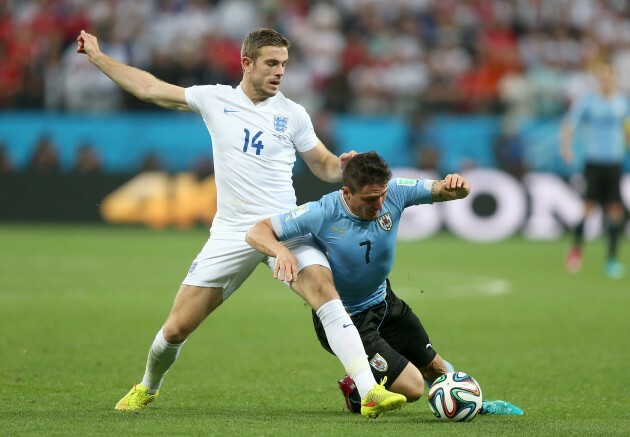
236 84 277 108
339 191 366 222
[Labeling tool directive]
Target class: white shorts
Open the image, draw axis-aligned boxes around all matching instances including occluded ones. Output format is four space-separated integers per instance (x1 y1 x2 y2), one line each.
182 231 330 300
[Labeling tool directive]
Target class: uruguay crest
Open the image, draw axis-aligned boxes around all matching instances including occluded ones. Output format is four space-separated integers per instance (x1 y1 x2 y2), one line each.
369 353 388 372
376 212 393 231
274 114 288 132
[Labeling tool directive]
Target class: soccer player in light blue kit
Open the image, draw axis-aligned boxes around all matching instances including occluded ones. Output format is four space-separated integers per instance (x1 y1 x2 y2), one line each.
247 151 523 416
561 62 630 278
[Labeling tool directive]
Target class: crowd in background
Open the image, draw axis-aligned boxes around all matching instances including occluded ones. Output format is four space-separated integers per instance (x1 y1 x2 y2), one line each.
2 0 630 177
2 0 630 116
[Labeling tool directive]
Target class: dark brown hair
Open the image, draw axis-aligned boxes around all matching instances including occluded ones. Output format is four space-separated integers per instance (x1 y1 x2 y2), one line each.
343 151 392 193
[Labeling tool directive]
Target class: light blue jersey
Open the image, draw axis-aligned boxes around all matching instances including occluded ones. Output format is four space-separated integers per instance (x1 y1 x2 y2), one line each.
271 178 434 314
566 92 629 163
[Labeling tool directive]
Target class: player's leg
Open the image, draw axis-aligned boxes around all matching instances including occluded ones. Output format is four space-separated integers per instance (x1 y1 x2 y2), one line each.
141 284 223 391
312 306 417 413
278 236 406 418
380 283 440 395
566 163 598 273
312 281 424 411
602 164 625 278
116 234 263 411
115 284 223 411
294 266 406 417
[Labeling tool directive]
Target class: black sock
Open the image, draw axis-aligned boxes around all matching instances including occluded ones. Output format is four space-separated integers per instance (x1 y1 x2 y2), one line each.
605 218 622 260
574 219 585 248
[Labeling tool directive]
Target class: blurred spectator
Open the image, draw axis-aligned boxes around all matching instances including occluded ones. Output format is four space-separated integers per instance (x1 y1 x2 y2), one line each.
409 111 440 171
72 142 102 174
193 157 214 180
0 142 15 174
140 153 163 172
312 110 338 153
494 117 526 179
25 135 60 174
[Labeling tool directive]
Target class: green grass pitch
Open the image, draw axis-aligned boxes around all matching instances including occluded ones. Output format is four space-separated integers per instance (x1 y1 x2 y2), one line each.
1 224 628 435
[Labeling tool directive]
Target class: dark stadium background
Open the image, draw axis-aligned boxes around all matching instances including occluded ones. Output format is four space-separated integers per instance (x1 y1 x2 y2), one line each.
1 0 629 238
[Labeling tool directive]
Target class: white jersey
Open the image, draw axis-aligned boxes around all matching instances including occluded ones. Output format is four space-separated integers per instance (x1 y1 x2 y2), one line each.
185 84 319 232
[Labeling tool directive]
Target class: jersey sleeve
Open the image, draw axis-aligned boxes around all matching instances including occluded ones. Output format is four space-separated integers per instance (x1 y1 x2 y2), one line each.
184 85 217 115
270 200 325 241
386 178 435 209
565 95 587 127
291 104 319 153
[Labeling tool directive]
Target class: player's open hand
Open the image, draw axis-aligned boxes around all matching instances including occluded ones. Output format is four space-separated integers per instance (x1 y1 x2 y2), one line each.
76 30 101 60
274 248 299 283
339 150 357 170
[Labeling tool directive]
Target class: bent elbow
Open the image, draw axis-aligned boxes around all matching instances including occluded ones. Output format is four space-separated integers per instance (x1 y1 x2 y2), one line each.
244 231 253 247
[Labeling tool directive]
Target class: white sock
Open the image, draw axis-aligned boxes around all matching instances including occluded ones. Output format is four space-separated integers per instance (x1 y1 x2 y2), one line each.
316 299 376 398
140 328 185 394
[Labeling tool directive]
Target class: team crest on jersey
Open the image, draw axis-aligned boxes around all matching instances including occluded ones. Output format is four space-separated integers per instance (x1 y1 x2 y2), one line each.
274 114 288 133
369 353 388 372
376 212 393 231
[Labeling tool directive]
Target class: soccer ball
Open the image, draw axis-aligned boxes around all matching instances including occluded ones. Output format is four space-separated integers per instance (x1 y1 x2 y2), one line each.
428 371 483 422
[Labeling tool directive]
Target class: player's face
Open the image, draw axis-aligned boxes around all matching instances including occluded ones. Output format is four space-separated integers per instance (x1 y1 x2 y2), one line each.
596 65 616 93
344 183 388 220
243 46 288 102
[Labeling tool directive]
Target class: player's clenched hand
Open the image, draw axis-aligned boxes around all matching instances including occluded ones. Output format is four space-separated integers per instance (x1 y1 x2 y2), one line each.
76 30 101 61
274 248 299 283
443 173 471 197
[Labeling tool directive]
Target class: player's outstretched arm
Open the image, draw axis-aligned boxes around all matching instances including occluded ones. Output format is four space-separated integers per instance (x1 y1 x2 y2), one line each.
246 219 299 282
560 121 575 163
76 30 189 112
431 174 471 202
301 141 357 183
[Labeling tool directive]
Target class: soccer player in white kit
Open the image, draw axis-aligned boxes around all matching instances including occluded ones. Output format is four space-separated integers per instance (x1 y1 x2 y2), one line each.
76 28 405 417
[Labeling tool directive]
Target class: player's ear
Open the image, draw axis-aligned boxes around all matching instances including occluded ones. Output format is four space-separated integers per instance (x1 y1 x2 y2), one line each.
241 56 253 73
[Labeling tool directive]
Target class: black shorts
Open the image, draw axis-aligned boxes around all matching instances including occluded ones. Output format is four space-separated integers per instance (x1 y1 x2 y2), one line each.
584 162 622 205
312 280 437 388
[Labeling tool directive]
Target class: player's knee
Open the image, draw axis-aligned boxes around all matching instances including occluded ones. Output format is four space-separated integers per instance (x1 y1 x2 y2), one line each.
405 384 425 402
294 265 339 308
162 321 193 344
391 369 425 402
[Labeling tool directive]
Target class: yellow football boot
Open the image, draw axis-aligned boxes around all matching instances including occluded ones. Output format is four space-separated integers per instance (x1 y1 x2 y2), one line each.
114 384 158 411
360 377 406 418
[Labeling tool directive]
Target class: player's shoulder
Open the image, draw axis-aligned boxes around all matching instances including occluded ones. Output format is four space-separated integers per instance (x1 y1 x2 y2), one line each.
272 92 308 116
309 190 343 217
322 190 342 205
389 177 421 189
188 83 235 96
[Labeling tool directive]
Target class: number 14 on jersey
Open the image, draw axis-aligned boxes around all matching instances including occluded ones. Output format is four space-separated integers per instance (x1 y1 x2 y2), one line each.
243 128 264 155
